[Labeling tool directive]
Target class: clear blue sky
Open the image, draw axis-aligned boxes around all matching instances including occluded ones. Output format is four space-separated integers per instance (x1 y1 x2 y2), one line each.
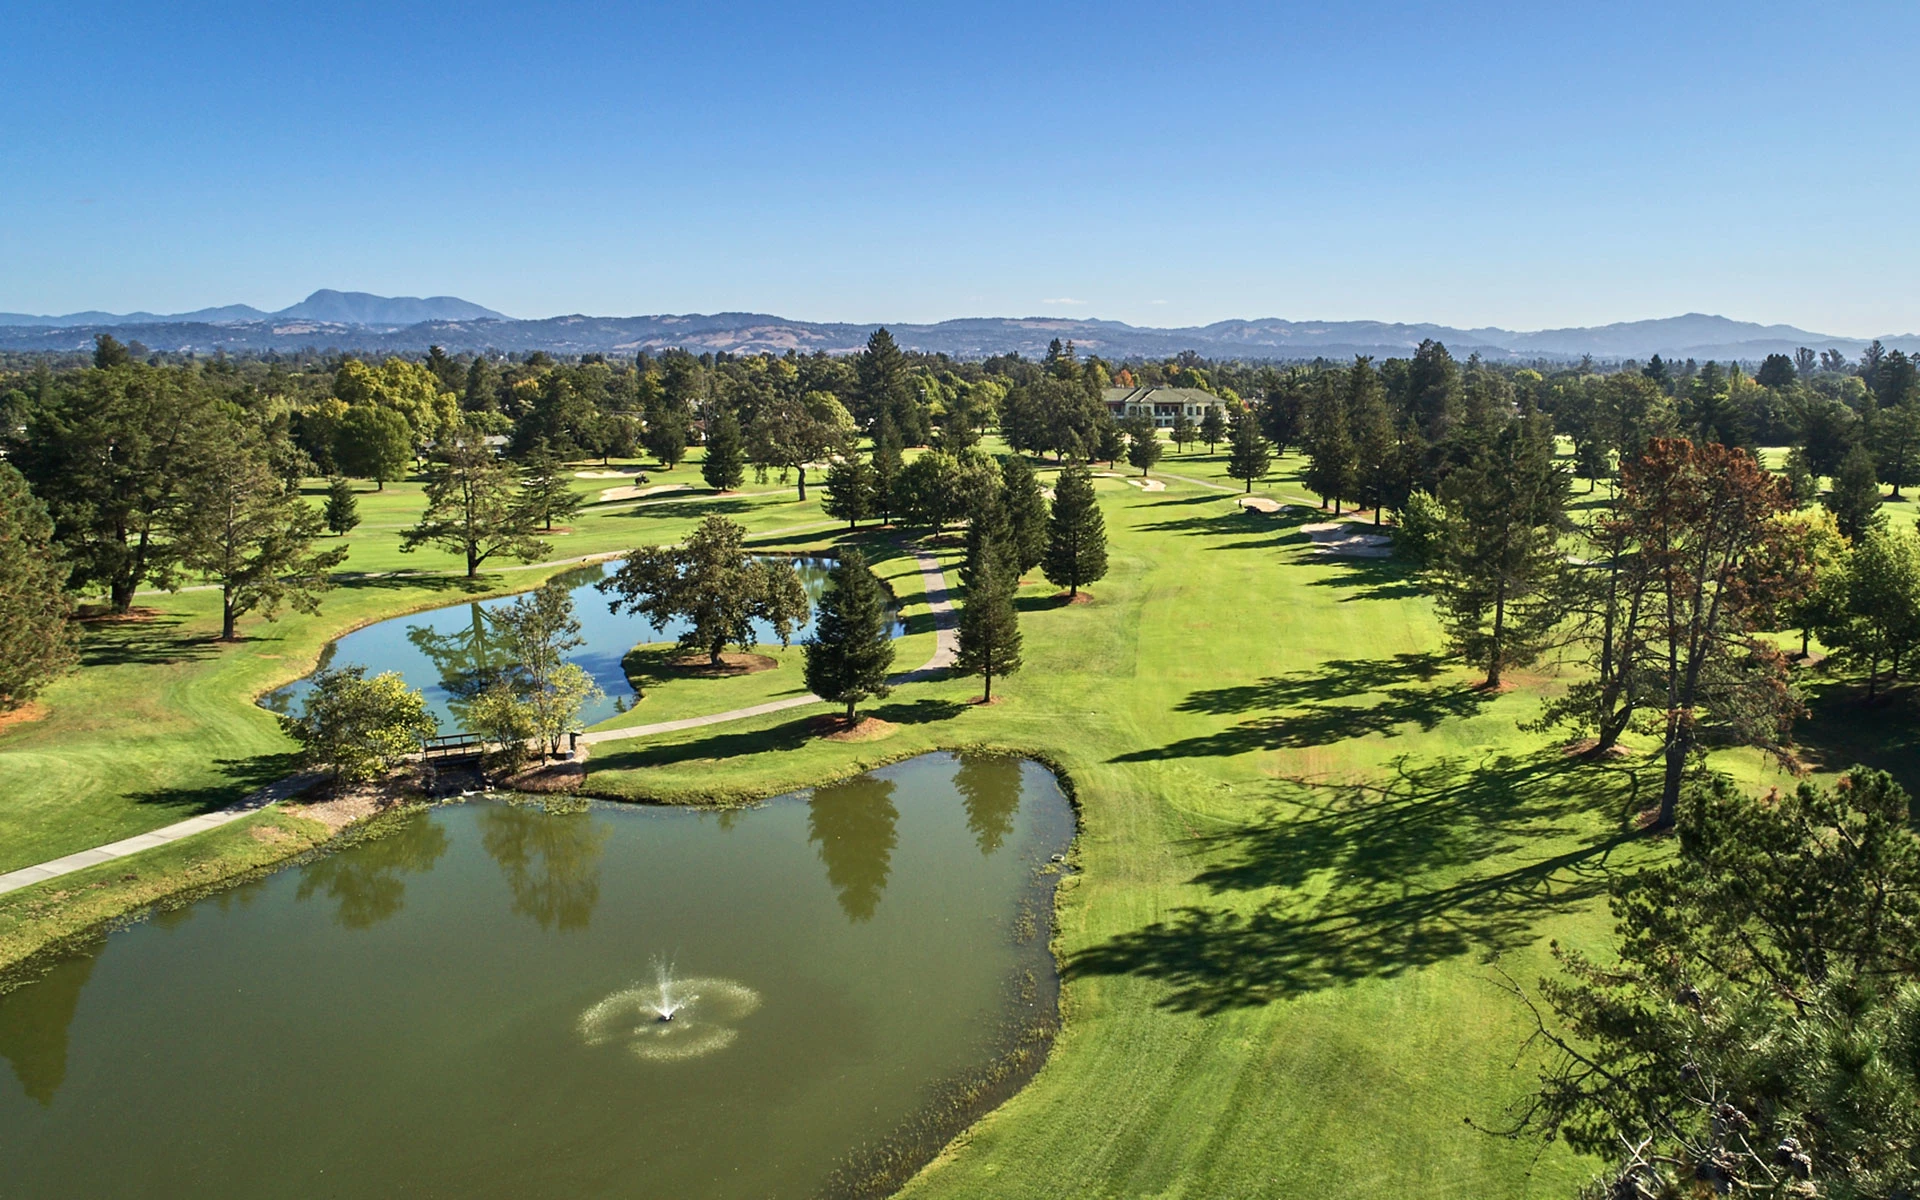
2 0 1915 335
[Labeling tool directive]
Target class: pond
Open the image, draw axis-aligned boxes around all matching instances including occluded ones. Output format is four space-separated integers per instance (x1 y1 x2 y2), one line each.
262 558 906 729
0 753 1073 1199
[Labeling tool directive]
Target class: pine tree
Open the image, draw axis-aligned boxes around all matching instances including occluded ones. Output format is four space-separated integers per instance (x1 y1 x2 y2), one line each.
1170 410 1199 453
1095 420 1128 469
0 462 77 709
701 408 746 492
803 549 896 724
1200 404 1227 454
1042 461 1108 597
323 476 361 536
517 437 584 532
955 549 1022 703
1429 414 1567 688
1122 414 1163 476
1001 455 1050 577
1828 441 1885 542
870 413 904 523
1225 405 1272 493
1303 373 1356 512
1348 357 1398 524
822 457 876 529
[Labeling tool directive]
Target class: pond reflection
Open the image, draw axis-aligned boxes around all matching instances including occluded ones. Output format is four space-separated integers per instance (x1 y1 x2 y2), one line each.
0 943 101 1107
955 754 1025 856
405 604 514 728
294 814 450 929
480 804 610 931
807 775 899 922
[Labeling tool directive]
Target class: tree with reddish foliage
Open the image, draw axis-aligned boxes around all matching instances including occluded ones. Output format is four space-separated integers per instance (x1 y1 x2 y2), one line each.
1538 439 1809 828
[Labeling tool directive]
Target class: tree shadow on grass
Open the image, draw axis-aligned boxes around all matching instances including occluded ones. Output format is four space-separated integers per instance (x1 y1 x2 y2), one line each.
78 614 222 668
1067 753 1645 1013
1112 653 1489 759
1785 679 1920 796
124 751 308 816
1303 556 1425 602
617 495 762 523
870 696 968 725
589 716 819 772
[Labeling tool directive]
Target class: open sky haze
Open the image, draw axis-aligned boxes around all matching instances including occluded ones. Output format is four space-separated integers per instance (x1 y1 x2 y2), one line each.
3 0 1914 335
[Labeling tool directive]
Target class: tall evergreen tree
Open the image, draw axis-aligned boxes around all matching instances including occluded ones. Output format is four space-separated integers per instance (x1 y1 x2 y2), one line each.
1042 461 1107 597
822 456 876 529
1200 404 1227 454
0 462 77 709
1225 405 1271 493
400 428 550 578
1000 455 1050 577
1828 442 1885 542
1428 414 1567 687
955 549 1022 703
1169 410 1199 453
1348 356 1398 523
517 438 584 532
802 549 895 724
1122 413 1162 476
700 408 746 492
323 476 361 536
176 434 349 641
870 412 904 524
1303 372 1356 511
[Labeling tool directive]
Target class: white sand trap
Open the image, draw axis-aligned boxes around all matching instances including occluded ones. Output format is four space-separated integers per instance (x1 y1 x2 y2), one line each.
1301 521 1394 558
1236 496 1284 514
598 483 690 503
574 470 635 479
1124 477 1167 491
1041 488 1056 501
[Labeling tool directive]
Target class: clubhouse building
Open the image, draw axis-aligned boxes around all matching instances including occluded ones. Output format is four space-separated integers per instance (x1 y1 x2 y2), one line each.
1103 385 1230 429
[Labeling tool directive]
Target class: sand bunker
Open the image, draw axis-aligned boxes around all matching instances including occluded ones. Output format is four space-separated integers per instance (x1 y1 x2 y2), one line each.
1301 521 1394 558
1236 496 1285 514
1124 477 1166 492
574 470 636 479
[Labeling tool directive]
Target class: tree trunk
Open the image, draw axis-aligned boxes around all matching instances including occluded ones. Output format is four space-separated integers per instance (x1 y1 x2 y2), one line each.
846 698 857 724
982 667 993 703
110 578 136 614
1655 733 1688 830
221 590 238 642
467 547 481 578
796 464 807 501
710 638 725 668
1244 477 1251 494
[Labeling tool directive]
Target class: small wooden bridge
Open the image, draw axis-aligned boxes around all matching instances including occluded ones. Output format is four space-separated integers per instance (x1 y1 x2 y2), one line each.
421 733 487 765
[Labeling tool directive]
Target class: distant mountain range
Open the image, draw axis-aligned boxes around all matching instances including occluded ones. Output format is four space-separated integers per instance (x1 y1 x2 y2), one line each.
2 292 1916 363
0 289 505 329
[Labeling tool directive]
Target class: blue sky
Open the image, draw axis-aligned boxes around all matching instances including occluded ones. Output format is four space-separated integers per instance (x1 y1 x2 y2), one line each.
2 1 1915 334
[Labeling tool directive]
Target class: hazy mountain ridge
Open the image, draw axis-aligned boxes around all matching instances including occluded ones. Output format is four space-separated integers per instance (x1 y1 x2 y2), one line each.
0 289 503 328
2 296 1916 361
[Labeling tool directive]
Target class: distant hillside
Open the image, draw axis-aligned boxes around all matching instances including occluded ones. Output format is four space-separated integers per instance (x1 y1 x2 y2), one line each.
0 289 504 329
1 298 1914 362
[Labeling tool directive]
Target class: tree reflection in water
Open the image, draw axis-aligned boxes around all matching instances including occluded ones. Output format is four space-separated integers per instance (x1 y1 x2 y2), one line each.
0 941 102 1106
480 804 610 931
295 814 450 929
954 754 1024 856
404 604 515 728
807 775 899 922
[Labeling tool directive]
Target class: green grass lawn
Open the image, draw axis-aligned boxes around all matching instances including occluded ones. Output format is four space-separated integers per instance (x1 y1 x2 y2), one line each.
10 439 1896 1197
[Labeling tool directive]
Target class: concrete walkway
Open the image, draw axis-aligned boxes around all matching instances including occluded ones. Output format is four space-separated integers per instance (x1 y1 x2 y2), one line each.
582 546 958 745
4 549 959 895
0 772 320 897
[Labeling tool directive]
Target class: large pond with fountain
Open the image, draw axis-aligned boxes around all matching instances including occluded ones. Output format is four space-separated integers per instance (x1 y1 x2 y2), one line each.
0 752 1073 1198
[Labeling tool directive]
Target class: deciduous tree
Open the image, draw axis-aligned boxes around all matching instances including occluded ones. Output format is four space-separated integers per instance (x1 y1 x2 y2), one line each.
598 515 808 666
0 462 77 708
280 667 437 786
